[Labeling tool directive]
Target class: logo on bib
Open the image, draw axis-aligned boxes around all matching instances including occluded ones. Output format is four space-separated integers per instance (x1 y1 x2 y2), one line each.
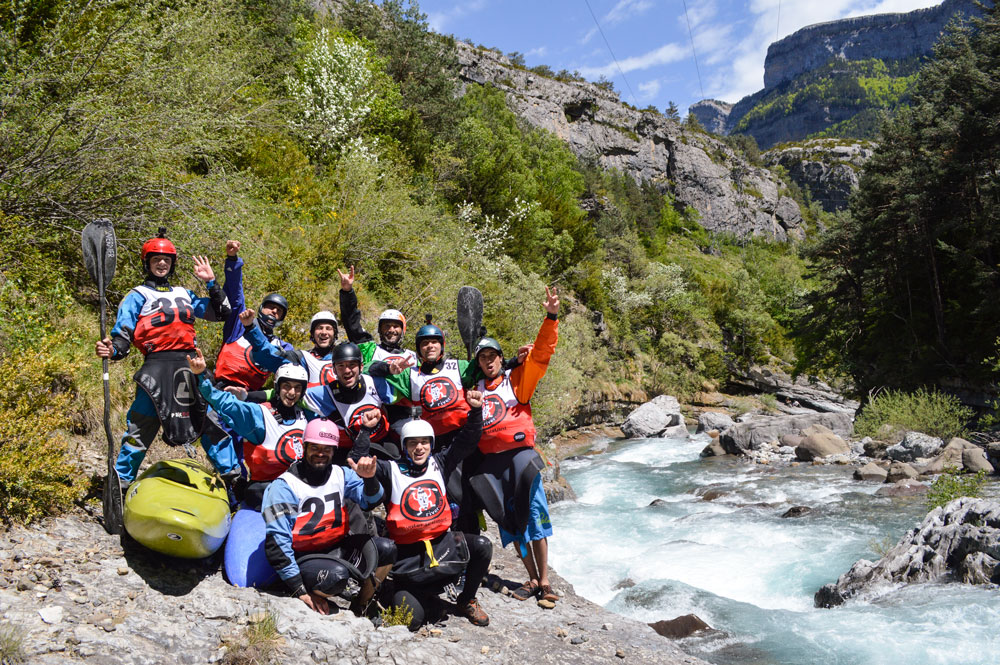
242 345 268 376
420 377 458 411
348 404 383 436
173 367 197 406
481 395 507 429
400 480 445 522
319 364 336 386
275 428 305 465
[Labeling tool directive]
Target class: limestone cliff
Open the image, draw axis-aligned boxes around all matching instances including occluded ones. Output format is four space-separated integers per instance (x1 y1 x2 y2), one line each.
763 140 875 212
456 44 803 240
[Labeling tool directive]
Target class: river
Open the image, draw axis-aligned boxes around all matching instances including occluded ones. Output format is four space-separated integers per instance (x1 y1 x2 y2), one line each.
548 432 1000 665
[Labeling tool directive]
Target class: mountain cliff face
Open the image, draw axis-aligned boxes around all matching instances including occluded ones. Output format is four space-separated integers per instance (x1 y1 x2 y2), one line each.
694 0 986 149
455 44 803 240
763 0 981 90
763 140 875 213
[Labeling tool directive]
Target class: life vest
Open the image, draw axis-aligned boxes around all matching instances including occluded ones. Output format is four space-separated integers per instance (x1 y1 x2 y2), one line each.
244 404 306 482
386 457 452 544
372 345 418 365
410 359 467 435
130 285 197 354
326 375 390 443
476 370 536 454
215 336 276 391
302 349 335 388
279 465 349 553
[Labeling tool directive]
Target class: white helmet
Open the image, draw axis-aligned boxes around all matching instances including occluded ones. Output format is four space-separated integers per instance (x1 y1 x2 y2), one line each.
400 419 435 449
274 363 308 387
378 309 406 335
310 310 338 335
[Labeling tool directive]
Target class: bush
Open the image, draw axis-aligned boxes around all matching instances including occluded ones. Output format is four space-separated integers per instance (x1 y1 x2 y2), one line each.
854 388 973 441
926 468 988 510
222 608 282 665
379 601 414 628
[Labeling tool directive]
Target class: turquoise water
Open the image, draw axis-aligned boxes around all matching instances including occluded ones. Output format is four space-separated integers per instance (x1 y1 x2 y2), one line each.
549 434 1000 665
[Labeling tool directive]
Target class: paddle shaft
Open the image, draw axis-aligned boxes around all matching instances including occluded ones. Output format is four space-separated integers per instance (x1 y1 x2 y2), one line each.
98 268 114 477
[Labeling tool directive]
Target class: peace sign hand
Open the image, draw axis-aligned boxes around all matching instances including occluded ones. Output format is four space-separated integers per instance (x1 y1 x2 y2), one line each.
388 356 414 375
337 265 355 291
543 285 559 315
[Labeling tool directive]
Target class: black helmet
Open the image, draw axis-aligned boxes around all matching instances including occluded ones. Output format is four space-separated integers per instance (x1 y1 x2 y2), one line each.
473 337 503 359
257 293 288 334
332 342 362 366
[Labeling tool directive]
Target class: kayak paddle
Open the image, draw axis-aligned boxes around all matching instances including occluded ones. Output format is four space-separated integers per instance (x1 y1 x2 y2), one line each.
457 286 483 362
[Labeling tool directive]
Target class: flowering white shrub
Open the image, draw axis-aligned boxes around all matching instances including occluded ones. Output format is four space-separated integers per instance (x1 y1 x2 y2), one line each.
602 267 652 314
287 29 375 155
458 198 536 277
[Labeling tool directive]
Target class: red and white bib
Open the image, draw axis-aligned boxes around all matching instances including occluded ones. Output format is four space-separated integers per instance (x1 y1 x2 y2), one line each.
215 336 273 391
280 466 349 553
131 285 196 354
386 457 452 544
328 375 389 443
477 370 536 454
302 350 335 389
244 405 306 482
410 359 467 435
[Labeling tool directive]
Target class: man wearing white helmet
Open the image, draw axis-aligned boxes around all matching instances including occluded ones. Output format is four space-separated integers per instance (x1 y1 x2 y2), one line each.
353 390 492 630
245 307 339 389
337 265 417 367
188 348 309 508
262 410 396 615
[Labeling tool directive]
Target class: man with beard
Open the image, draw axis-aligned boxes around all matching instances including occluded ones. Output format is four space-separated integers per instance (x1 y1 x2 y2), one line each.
246 309 339 389
262 411 396 615
337 265 417 367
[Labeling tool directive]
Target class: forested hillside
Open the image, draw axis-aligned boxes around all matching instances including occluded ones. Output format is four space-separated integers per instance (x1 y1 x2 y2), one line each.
0 0 813 522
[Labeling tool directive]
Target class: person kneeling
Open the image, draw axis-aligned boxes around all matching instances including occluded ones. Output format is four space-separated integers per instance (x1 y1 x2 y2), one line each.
358 391 492 630
262 410 395 615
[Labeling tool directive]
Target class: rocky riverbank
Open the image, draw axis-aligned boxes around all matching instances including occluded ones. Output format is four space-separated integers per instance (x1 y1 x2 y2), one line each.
0 505 708 665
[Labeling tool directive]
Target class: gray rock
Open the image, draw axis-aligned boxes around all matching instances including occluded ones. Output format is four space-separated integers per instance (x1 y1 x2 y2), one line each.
886 461 919 483
763 140 873 211
661 424 690 440
780 434 804 447
38 605 64 624
815 497 1000 607
962 447 994 474
875 479 928 497
697 412 734 434
700 440 727 458
781 506 812 518
620 396 681 439
854 462 888 482
922 438 974 474
886 432 944 462
720 412 853 456
728 366 859 414
795 424 850 461
648 615 711 639
688 100 732 134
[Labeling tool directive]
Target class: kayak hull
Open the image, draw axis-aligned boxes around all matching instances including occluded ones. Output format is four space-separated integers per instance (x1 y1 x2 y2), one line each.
123 459 232 559
223 507 277 588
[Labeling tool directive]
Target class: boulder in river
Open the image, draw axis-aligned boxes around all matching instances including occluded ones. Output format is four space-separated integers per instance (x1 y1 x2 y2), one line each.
874 479 928 497
815 498 1000 607
719 412 853 455
794 424 850 461
886 431 944 462
697 412 734 434
885 461 919 483
853 462 888 482
621 395 682 439
962 447 994 474
648 614 711 639
700 440 727 458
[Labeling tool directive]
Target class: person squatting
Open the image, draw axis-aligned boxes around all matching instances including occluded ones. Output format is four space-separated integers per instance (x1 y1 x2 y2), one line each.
96 231 562 629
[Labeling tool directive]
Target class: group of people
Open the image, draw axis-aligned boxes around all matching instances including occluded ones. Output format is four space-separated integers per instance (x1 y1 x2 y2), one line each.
95 232 561 629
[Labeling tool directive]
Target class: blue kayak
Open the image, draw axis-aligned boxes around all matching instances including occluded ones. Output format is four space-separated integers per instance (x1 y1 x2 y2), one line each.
223 506 278 588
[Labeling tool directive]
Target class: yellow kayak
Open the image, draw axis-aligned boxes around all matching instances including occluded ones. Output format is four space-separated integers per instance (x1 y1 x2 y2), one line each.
123 459 232 559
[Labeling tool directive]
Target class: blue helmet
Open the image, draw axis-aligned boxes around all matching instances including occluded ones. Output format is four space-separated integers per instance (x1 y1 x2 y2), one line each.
415 324 444 348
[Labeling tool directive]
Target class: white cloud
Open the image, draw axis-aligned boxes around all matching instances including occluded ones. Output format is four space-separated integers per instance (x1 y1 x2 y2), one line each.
638 79 662 99
577 42 688 79
526 46 548 58
426 0 488 33
605 0 654 25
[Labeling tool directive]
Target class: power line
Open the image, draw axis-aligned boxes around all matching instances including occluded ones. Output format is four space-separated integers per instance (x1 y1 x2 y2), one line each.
680 0 705 100
582 0 638 103
776 0 782 40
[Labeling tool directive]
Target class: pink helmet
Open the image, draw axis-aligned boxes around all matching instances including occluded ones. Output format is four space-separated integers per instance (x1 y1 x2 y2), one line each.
303 419 342 448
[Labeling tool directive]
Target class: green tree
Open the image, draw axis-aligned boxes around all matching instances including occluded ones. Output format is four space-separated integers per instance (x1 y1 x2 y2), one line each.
796 4 1000 392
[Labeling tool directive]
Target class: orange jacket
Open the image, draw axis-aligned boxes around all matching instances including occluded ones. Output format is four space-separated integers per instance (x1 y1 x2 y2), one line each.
484 316 558 402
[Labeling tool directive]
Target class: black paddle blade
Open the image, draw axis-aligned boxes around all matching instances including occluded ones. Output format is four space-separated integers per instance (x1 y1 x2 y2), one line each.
102 469 124 535
81 218 117 286
457 286 484 361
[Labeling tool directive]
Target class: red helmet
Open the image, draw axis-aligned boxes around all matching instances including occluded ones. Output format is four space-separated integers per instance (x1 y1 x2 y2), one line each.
141 227 177 276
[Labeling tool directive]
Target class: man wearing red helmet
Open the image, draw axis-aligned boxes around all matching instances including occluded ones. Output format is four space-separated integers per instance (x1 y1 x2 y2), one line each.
95 229 231 486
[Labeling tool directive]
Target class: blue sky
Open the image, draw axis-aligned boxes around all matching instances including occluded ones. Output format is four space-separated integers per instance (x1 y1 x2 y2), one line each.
420 0 942 115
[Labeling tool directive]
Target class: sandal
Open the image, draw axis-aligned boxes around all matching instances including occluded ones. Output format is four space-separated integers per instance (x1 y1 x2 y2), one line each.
539 584 559 603
511 581 539 601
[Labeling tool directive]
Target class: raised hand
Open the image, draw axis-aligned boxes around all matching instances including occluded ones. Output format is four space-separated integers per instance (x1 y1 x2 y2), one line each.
388 355 415 375
348 455 377 479
359 408 381 430
226 240 240 257
192 255 215 283
239 308 256 328
466 388 483 408
223 386 248 401
543 285 559 315
337 265 355 291
187 348 207 375
95 337 113 359
517 344 533 364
